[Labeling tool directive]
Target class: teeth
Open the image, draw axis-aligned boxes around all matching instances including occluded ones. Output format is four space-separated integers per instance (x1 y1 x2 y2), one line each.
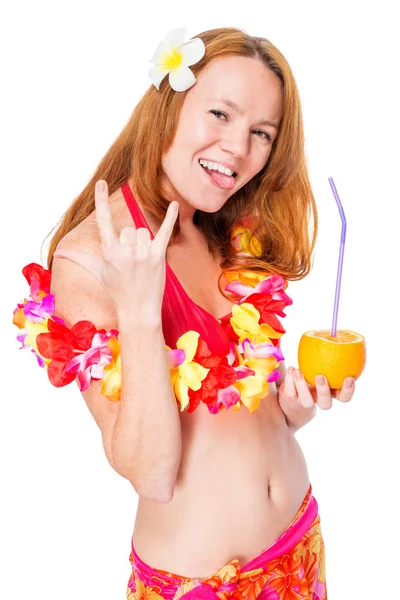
199 159 235 177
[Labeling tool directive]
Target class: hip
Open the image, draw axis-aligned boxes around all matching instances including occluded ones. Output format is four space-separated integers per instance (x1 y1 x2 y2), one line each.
127 483 327 599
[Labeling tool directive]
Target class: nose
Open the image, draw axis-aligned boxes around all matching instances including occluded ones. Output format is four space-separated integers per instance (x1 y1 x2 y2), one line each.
217 128 251 159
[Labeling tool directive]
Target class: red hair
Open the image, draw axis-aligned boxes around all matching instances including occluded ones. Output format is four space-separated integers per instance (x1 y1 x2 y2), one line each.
44 27 318 290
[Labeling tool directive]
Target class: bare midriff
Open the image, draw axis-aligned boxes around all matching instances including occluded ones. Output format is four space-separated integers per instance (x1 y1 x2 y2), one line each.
132 385 310 579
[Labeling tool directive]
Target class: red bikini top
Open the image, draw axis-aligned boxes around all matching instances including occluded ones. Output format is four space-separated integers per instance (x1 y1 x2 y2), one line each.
121 182 231 356
12 181 293 415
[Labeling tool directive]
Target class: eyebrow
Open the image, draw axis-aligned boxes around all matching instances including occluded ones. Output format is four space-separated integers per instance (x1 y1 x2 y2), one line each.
219 98 279 130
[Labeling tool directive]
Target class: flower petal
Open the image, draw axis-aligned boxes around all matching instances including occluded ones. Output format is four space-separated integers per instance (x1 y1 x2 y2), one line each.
175 375 190 411
225 281 252 297
168 348 186 368
231 303 261 333
176 330 200 363
169 63 196 92
217 385 241 410
259 323 283 340
164 27 187 52
266 369 281 383
150 28 186 64
180 38 205 66
180 362 209 391
255 274 285 295
148 64 172 90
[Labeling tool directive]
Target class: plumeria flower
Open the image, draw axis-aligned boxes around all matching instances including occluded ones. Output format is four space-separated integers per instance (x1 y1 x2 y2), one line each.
148 28 205 92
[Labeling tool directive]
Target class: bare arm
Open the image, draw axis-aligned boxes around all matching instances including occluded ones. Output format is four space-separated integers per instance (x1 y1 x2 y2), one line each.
52 180 182 503
112 314 182 503
51 248 182 503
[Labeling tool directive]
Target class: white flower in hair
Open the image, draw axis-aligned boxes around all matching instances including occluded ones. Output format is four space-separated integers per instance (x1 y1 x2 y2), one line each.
148 28 205 92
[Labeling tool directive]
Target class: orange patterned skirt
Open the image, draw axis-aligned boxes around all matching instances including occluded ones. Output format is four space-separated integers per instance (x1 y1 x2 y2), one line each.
127 484 327 599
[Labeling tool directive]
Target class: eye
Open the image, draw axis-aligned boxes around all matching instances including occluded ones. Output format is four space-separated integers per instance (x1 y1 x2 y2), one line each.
209 110 272 142
210 109 227 120
254 130 272 142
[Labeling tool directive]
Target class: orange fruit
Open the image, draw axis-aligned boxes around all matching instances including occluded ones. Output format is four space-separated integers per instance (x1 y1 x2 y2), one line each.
298 330 366 389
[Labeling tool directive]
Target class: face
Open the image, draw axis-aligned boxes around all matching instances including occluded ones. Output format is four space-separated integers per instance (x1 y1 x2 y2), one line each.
161 55 283 218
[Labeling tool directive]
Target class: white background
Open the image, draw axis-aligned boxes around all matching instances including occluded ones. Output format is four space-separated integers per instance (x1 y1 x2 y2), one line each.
1 1 399 598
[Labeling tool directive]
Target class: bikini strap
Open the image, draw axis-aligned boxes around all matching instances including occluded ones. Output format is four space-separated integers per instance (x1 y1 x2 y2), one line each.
121 182 155 239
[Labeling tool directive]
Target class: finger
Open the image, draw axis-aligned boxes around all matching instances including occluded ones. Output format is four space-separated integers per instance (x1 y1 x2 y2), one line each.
152 201 179 255
293 369 315 408
333 378 355 403
315 375 333 410
136 227 152 248
283 367 298 399
119 226 137 247
94 180 119 250
53 248 103 282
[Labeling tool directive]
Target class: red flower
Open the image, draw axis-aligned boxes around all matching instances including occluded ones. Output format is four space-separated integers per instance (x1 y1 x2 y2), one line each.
187 338 237 413
36 318 103 387
244 292 288 335
22 263 52 296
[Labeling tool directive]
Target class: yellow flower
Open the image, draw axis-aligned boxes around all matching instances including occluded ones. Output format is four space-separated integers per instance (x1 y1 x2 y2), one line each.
225 269 270 287
19 318 51 367
231 225 262 257
101 336 121 403
23 320 50 350
230 303 282 344
234 357 278 413
167 331 209 411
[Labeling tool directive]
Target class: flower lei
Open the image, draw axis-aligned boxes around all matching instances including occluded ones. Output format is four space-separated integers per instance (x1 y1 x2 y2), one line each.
12 223 292 415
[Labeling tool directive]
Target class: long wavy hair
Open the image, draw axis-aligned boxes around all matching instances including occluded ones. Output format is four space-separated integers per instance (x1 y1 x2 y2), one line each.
44 27 318 292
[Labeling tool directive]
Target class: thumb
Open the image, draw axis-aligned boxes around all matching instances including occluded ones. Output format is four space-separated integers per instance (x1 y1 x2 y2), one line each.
53 248 103 282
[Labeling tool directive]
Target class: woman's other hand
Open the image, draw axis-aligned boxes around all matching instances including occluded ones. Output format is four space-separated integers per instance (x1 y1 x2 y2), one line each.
278 366 356 431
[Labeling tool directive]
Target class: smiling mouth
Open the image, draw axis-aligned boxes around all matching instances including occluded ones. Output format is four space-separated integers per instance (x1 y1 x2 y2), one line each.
198 159 238 178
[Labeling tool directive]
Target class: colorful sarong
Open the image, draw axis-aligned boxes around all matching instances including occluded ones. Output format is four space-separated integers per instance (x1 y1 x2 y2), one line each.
126 484 327 599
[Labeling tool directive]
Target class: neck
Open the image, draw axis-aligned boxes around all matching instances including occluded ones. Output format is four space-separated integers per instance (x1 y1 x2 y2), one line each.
127 175 200 244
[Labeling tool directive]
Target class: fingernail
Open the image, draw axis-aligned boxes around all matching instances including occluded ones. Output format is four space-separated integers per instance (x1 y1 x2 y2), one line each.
316 375 325 386
294 369 302 380
345 377 355 388
97 180 105 191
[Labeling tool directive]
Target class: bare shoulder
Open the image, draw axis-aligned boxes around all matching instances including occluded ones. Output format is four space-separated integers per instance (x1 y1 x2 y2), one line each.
49 188 131 443
51 186 134 329
60 185 132 250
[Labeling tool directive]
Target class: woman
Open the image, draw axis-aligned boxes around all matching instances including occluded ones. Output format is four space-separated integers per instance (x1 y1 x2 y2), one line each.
14 27 356 599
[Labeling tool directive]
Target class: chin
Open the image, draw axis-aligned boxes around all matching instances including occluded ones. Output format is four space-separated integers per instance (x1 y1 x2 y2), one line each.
186 194 229 214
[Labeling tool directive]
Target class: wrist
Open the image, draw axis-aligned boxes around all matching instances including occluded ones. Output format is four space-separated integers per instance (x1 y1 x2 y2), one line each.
117 310 162 332
278 391 316 432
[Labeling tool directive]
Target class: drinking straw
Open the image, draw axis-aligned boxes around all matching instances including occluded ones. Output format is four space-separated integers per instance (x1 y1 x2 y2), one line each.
328 176 346 338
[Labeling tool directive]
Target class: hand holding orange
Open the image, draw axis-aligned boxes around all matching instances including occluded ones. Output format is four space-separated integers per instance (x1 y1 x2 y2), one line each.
298 329 366 389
